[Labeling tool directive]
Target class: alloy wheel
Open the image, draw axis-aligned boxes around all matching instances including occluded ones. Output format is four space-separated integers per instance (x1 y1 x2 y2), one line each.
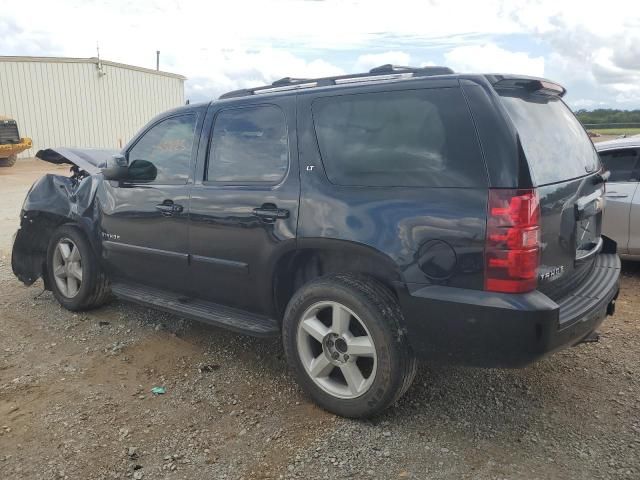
296 301 377 399
52 237 83 298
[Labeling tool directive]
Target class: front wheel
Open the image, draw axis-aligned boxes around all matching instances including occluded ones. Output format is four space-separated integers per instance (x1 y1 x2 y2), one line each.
46 225 111 311
283 274 417 418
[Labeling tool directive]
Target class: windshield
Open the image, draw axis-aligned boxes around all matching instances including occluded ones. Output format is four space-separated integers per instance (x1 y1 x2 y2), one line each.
499 92 600 185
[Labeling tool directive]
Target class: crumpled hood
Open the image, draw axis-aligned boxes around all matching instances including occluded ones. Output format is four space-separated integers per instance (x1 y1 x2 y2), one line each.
36 147 119 175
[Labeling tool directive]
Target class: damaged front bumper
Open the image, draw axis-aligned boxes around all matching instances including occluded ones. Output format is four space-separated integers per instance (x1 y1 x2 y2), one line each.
12 173 103 286
11 147 116 286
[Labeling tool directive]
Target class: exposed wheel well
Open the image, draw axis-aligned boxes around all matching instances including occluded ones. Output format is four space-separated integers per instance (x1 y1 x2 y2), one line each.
272 246 401 320
12 211 79 287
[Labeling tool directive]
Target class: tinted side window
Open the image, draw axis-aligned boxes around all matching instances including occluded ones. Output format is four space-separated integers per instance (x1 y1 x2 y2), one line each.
599 148 639 182
207 105 288 183
127 115 197 184
311 88 486 187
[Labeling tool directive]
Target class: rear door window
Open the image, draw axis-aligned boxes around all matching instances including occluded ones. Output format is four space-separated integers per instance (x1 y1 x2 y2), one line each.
311 88 487 187
598 148 639 182
498 93 600 185
207 105 289 184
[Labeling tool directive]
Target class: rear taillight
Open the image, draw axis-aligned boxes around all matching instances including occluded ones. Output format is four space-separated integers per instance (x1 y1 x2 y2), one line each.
485 188 540 293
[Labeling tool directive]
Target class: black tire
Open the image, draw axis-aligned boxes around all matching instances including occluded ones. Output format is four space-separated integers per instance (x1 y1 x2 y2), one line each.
283 274 417 418
46 224 111 311
0 154 17 167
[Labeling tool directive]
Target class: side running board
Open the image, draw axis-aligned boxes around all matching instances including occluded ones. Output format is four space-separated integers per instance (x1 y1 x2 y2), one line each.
111 283 279 337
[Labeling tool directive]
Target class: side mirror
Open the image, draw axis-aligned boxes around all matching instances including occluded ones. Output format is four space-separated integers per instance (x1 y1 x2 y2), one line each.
102 154 129 181
128 159 157 182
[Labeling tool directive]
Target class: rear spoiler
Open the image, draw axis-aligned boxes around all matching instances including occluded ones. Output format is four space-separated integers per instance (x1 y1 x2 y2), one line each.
487 75 566 98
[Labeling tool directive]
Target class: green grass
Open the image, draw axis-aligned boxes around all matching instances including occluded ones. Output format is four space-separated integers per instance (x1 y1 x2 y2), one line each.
589 128 640 136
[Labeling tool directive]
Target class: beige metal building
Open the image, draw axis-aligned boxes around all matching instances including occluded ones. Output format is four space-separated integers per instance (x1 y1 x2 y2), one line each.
0 56 185 158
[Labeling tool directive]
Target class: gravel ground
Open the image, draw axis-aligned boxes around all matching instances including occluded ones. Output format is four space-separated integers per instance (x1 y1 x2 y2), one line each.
0 159 639 479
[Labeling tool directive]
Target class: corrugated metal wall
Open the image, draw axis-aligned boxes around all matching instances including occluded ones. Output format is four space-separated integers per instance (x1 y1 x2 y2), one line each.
0 57 185 158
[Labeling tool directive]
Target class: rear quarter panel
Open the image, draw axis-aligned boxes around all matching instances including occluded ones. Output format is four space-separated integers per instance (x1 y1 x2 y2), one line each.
296 84 488 289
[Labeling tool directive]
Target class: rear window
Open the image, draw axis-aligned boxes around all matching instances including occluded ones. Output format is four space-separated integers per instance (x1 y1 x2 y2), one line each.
499 92 599 185
312 88 487 187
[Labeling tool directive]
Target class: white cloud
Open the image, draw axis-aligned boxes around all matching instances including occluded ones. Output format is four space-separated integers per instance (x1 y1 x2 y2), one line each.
545 52 594 85
184 49 344 101
0 0 524 60
506 0 640 105
1 0 640 107
0 17 63 56
570 98 607 109
506 0 638 38
444 43 544 76
615 91 640 105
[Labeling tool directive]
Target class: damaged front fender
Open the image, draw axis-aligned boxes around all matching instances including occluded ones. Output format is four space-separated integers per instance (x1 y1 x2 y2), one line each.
11 148 113 286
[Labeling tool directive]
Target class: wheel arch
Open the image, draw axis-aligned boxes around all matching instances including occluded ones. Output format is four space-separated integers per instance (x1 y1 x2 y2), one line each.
271 238 403 320
12 210 99 287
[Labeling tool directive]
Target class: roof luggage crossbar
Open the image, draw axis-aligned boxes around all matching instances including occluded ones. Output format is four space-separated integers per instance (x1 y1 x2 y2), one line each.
219 64 454 99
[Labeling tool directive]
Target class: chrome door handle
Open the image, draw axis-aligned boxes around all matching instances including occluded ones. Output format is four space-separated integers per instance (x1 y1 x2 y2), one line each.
605 193 628 198
253 207 289 221
155 201 183 216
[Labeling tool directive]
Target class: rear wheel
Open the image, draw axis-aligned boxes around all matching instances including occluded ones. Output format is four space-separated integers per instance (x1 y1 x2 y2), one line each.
46 225 110 311
0 154 17 167
283 274 417 418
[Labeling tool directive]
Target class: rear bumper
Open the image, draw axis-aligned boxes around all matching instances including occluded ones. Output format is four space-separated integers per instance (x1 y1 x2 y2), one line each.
0 137 32 157
396 253 620 367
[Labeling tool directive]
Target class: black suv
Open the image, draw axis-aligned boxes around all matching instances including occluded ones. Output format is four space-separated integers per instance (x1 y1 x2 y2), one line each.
12 65 621 418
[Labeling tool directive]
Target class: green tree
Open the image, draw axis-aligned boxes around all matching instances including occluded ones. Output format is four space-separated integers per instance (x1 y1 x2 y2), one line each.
574 109 640 126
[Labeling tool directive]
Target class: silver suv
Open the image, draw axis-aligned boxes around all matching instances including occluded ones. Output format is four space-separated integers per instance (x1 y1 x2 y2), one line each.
597 137 640 260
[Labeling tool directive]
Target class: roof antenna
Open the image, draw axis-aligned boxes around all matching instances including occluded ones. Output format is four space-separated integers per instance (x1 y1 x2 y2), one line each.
96 41 106 77
156 50 160 71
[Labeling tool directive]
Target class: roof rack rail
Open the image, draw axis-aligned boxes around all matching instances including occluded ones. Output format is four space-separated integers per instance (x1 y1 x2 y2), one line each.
219 64 454 99
271 76 310 86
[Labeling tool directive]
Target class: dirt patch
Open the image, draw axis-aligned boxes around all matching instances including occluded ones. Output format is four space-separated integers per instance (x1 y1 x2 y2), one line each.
0 158 638 479
0 276 332 479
